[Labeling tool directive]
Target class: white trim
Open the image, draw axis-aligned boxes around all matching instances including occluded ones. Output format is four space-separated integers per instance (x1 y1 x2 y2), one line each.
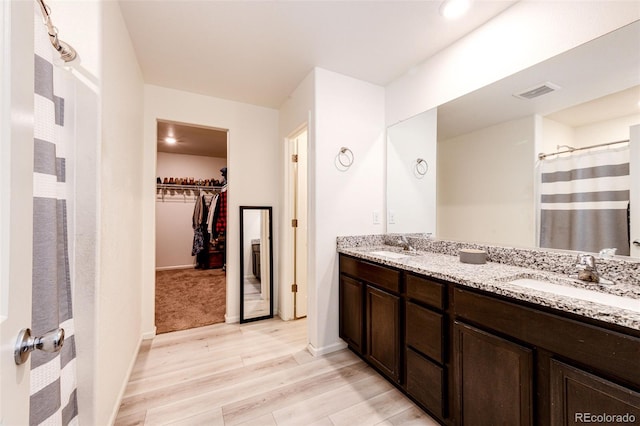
141 327 156 340
225 314 240 324
155 264 194 271
306 340 347 357
107 335 143 426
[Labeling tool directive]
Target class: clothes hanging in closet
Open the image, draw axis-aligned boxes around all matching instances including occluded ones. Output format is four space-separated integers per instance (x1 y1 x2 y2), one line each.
192 194 211 268
207 193 220 236
211 188 227 239
215 188 227 236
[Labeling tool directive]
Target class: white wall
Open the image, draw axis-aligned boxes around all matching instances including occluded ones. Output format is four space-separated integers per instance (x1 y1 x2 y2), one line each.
539 117 574 155
311 68 385 355
97 2 145 425
142 85 280 329
574 114 640 148
156 152 226 269
437 116 536 247
278 71 314 322
386 2 640 125
49 1 145 425
540 113 640 154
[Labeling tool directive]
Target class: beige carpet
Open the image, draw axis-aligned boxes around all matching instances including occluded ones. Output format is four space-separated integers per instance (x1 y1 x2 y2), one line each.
155 268 226 334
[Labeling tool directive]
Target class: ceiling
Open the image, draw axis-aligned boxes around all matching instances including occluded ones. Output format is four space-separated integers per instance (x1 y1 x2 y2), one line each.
436 21 640 140
119 0 517 110
157 121 227 157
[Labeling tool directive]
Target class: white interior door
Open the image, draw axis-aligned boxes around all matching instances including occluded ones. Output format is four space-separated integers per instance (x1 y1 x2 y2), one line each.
0 1 35 425
630 125 639 258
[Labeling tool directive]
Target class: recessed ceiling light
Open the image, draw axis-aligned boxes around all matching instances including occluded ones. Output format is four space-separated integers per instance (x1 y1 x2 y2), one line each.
165 137 177 144
440 0 471 19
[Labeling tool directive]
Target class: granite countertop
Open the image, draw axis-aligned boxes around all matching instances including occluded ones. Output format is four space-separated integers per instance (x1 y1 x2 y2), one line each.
338 245 640 331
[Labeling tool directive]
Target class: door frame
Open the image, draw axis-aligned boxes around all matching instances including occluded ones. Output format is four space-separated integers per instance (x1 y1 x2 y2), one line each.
630 125 639 258
282 124 309 320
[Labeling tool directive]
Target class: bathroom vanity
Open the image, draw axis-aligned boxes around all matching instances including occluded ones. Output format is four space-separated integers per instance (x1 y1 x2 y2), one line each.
338 238 640 426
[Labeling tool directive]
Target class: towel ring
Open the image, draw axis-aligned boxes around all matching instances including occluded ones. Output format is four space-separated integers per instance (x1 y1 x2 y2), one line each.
415 158 428 176
338 147 354 168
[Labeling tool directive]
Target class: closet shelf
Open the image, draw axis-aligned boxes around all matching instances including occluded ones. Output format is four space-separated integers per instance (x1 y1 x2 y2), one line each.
156 184 225 202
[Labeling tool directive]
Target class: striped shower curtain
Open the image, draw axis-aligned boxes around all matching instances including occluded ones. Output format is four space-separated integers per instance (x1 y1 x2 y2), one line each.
31 7 79 425
539 146 630 255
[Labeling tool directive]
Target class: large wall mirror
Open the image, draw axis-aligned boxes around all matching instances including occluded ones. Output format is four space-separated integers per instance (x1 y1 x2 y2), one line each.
387 21 640 258
239 206 273 323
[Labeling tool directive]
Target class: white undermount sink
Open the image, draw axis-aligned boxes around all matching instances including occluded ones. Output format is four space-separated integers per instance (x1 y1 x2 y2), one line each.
368 250 410 259
508 278 640 313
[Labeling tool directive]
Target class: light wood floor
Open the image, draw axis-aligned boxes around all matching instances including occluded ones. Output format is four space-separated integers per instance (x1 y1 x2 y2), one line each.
114 317 439 426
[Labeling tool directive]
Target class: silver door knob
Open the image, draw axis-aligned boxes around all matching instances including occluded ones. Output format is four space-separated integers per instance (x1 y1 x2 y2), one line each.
14 327 64 365
634 240 640 247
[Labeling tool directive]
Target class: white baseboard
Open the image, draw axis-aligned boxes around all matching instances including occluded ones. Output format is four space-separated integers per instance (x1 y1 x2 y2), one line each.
142 326 156 340
307 340 347 357
108 335 144 425
225 314 240 323
155 264 194 271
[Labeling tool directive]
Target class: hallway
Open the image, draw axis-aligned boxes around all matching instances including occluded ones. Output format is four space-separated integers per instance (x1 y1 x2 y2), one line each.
114 318 438 425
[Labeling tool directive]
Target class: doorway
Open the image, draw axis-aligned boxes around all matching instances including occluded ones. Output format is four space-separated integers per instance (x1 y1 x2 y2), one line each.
287 127 309 319
154 120 228 333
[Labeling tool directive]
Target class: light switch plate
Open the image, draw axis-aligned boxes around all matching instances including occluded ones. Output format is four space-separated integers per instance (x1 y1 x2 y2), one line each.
372 211 380 225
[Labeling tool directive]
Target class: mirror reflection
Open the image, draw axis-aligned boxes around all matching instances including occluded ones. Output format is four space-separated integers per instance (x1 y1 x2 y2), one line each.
386 22 640 258
240 206 273 323
386 109 437 235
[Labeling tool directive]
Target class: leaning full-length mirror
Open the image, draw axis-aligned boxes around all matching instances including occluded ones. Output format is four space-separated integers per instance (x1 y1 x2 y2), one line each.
240 206 273 323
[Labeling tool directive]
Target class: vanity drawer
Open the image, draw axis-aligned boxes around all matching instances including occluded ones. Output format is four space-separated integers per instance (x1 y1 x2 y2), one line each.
406 347 445 420
406 301 443 363
406 274 444 310
340 255 400 293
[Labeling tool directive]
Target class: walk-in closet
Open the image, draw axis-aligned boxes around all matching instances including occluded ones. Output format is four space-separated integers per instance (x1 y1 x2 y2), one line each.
155 120 228 333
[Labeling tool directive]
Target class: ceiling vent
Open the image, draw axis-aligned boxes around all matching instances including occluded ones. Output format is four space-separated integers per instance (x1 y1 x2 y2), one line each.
513 82 561 100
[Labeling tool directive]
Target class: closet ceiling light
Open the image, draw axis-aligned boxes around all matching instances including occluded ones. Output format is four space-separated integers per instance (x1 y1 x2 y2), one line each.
440 0 471 19
165 137 177 144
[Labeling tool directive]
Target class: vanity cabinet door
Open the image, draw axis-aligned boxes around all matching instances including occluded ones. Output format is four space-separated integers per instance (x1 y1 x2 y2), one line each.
550 359 640 426
366 285 401 383
454 321 534 426
339 275 364 354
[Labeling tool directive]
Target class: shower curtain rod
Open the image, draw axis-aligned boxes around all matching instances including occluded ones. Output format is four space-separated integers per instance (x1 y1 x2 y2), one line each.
36 0 77 62
538 139 630 160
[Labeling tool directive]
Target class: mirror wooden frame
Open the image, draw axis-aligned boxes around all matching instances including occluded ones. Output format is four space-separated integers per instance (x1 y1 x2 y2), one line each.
239 206 274 323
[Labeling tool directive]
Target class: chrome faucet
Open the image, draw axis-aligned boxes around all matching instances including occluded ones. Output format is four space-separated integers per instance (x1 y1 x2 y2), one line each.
575 253 600 283
398 235 416 252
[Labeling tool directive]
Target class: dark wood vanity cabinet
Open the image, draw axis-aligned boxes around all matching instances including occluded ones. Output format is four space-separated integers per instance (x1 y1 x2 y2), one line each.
339 255 401 382
338 254 640 426
454 287 640 425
